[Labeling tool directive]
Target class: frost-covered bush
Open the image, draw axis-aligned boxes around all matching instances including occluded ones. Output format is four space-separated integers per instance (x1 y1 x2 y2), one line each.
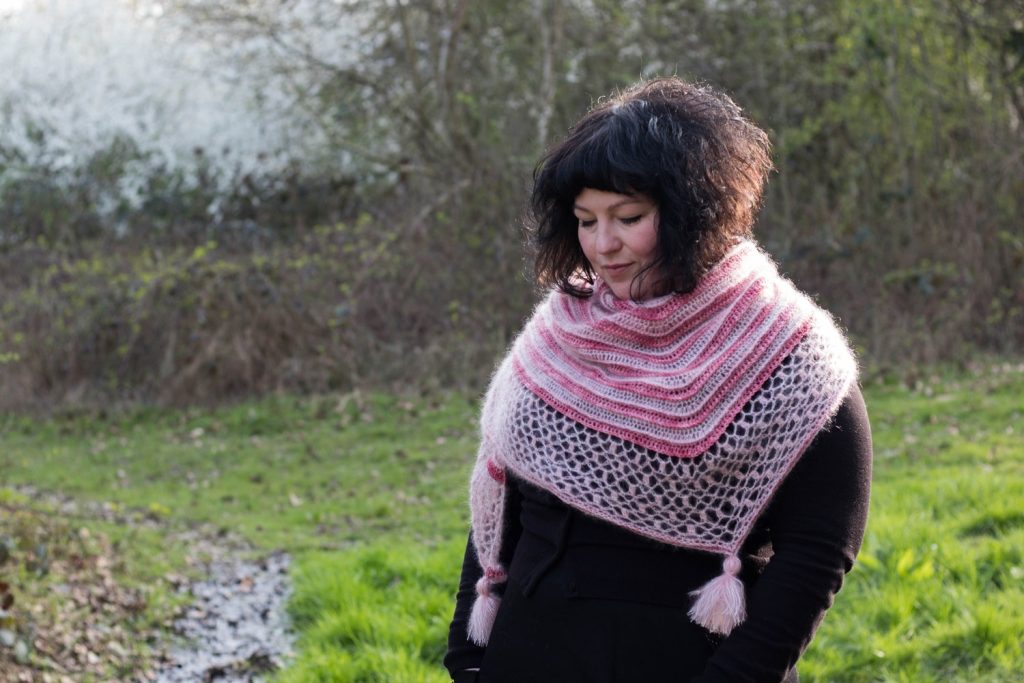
0 0 368 242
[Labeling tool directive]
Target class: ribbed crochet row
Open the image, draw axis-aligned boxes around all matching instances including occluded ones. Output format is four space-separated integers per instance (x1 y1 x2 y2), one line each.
512 242 817 457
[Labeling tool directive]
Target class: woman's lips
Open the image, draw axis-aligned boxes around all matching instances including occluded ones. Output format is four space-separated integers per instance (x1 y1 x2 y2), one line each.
603 263 632 276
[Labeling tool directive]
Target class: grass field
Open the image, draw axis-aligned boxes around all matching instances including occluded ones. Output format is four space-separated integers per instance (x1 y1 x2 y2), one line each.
1 364 1023 681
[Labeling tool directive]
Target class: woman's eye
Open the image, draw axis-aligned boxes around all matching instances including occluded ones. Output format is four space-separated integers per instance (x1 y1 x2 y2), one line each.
621 215 643 225
578 219 596 229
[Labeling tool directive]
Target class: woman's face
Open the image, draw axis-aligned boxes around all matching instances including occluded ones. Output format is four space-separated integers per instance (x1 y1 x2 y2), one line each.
574 188 660 300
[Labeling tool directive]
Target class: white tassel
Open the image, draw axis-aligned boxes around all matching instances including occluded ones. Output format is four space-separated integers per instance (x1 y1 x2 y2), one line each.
688 554 746 635
467 577 502 645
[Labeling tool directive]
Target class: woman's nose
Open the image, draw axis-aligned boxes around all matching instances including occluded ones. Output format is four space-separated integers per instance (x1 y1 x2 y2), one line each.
596 223 621 253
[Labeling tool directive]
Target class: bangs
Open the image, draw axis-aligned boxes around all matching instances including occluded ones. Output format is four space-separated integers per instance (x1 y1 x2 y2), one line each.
542 106 659 203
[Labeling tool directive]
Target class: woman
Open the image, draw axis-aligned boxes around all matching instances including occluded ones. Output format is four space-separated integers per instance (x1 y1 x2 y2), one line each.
444 77 871 682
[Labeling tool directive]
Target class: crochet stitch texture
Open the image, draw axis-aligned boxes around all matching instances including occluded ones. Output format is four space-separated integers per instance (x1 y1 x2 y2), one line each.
467 241 857 643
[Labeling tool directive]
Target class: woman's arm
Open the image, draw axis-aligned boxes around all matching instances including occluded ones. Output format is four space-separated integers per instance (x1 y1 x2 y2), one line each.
444 533 487 677
693 385 873 682
444 480 524 680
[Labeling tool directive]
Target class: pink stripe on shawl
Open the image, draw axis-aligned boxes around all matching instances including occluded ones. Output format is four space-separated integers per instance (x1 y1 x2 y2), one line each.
556 255 760 341
551 275 761 354
541 279 775 378
516 313 805 430
486 458 506 483
548 266 750 359
527 291 796 400
528 303 790 409
514 318 811 457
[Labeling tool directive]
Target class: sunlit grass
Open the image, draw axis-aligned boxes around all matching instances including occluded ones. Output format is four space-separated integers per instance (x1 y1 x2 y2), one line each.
276 543 458 683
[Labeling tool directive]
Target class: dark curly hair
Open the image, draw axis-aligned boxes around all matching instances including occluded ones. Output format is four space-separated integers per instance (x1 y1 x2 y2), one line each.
529 77 773 299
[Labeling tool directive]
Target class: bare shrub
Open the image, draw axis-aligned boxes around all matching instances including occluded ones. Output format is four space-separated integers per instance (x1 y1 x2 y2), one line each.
0 205 533 411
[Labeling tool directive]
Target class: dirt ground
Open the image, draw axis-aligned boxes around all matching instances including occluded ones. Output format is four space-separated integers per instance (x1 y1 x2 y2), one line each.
0 489 293 682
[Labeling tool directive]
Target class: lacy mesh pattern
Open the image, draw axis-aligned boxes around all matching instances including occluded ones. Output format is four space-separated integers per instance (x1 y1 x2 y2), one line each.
468 436 507 574
499 331 850 555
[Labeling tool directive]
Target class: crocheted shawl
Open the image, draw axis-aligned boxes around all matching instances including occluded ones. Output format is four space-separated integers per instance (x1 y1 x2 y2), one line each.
466 241 857 644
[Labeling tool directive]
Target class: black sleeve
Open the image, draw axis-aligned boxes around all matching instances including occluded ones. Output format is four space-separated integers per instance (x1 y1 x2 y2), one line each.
693 385 873 682
444 481 524 680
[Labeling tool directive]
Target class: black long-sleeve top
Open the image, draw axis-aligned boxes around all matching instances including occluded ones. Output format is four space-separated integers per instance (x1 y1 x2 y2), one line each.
445 386 872 682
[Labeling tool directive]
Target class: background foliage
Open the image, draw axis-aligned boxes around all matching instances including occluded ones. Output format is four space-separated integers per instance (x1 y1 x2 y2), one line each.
1 0 1022 410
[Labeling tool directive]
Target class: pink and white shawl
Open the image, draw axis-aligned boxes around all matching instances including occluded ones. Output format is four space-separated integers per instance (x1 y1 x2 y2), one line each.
466 240 857 644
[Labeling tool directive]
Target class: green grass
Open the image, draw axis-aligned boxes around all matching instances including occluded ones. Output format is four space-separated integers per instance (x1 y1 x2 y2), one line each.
2 363 1023 681
0 391 479 551
1 391 479 680
798 365 1024 682
276 542 461 683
